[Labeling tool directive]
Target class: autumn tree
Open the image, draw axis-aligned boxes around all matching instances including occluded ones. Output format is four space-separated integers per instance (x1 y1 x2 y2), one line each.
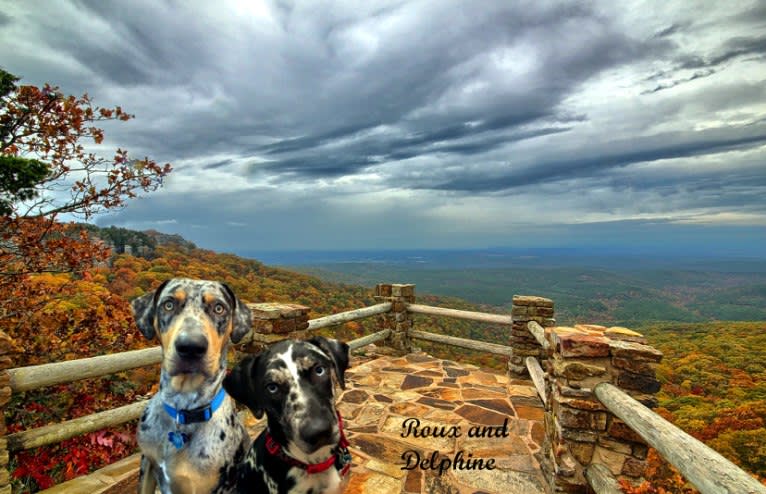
0 67 171 331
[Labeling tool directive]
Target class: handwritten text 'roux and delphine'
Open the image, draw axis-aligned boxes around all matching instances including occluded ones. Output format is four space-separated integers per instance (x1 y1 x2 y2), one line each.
399 417 511 476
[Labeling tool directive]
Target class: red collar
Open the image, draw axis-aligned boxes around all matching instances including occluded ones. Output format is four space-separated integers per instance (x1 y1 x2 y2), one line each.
264 412 351 475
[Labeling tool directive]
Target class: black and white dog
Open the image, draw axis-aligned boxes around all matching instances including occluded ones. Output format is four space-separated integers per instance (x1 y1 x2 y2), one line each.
224 337 351 494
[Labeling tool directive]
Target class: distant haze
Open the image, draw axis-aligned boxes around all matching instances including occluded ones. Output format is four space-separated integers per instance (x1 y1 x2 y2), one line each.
1 1 765 253
243 246 766 269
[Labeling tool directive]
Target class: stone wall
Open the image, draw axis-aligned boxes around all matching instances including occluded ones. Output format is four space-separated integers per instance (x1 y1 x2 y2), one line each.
509 295 555 377
540 325 662 493
374 283 415 353
238 302 311 353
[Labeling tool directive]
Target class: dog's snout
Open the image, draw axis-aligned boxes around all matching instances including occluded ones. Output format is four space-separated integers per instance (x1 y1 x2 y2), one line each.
300 417 333 449
175 333 208 359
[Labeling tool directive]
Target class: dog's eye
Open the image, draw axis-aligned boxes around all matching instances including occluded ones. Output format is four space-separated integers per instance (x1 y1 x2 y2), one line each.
214 303 226 315
314 365 326 376
162 300 175 312
266 383 279 394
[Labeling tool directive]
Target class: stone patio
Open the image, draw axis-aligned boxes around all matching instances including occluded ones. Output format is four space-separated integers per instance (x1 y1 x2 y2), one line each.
56 352 548 494
332 352 546 494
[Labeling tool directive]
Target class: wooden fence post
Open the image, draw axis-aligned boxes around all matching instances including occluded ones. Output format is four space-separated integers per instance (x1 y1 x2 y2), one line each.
0 331 17 494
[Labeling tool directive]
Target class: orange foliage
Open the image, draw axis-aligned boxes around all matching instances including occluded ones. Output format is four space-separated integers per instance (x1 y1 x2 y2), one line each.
1 73 169 492
3 239 383 492
621 449 695 494
636 322 766 490
1 73 170 347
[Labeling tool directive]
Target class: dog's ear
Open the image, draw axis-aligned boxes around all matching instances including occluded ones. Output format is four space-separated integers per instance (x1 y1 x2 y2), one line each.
308 336 350 390
131 280 170 340
224 354 264 419
221 283 252 344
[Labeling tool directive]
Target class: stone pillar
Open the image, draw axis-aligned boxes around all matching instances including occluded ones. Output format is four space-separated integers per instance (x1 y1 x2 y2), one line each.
0 332 17 494
237 303 311 353
509 295 555 377
374 283 414 353
540 325 662 493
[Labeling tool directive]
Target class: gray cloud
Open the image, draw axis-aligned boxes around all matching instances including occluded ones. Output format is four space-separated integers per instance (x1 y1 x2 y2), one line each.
427 123 766 192
0 0 764 251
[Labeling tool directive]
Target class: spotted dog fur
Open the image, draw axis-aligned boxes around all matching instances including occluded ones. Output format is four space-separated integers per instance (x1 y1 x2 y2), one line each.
132 278 252 494
224 338 351 494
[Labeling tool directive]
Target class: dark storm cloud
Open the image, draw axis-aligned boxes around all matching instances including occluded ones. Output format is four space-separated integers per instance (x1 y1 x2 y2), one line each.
1 0 765 250
428 124 766 193
642 69 717 94
243 21 662 180
675 36 766 72
202 159 234 170
643 6 766 93
50 0 219 86
653 23 687 39
734 2 766 23
2 0 666 165
255 122 574 179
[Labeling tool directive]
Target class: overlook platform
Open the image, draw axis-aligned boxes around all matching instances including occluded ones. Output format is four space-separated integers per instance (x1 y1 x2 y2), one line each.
10 288 760 494
339 352 547 494
49 351 547 494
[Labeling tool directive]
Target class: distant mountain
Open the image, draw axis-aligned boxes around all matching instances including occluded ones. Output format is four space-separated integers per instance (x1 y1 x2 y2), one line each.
70 225 501 349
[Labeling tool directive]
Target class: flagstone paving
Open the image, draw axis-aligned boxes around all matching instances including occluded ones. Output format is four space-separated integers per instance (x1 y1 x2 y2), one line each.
239 352 547 493
335 352 547 494
88 352 547 494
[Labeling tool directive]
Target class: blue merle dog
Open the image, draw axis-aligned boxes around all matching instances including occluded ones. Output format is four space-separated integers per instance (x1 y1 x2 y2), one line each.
132 278 252 494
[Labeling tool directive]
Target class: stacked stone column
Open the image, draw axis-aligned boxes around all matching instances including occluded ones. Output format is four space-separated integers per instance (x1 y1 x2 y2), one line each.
374 283 414 353
0 332 17 494
540 325 662 493
509 295 555 377
237 303 310 353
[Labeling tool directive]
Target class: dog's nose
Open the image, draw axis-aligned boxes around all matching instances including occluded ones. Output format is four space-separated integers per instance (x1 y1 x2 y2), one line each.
300 418 333 449
175 334 208 359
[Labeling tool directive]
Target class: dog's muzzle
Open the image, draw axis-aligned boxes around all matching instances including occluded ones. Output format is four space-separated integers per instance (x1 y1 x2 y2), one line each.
299 415 336 452
266 412 351 476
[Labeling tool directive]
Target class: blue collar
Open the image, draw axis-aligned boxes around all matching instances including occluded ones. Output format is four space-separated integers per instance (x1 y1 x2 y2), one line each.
163 387 227 425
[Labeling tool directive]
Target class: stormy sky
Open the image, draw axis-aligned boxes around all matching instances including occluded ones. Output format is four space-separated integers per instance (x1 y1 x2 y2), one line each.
1 1 765 255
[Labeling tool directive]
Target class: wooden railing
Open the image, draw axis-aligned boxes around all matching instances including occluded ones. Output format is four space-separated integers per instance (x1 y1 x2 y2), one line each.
1 288 764 494
592 383 765 493
2 305 392 460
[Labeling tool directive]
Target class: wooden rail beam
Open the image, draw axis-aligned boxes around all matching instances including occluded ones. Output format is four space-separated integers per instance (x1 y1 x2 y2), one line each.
6 400 148 452
307 303 392 331
526 321 550 351
407 304 512 325
525 357 547 405
409 329 514 356
585 463 622 494
7 347 162 393
6 304 392 393
595 383 766 494
348 329 391 351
